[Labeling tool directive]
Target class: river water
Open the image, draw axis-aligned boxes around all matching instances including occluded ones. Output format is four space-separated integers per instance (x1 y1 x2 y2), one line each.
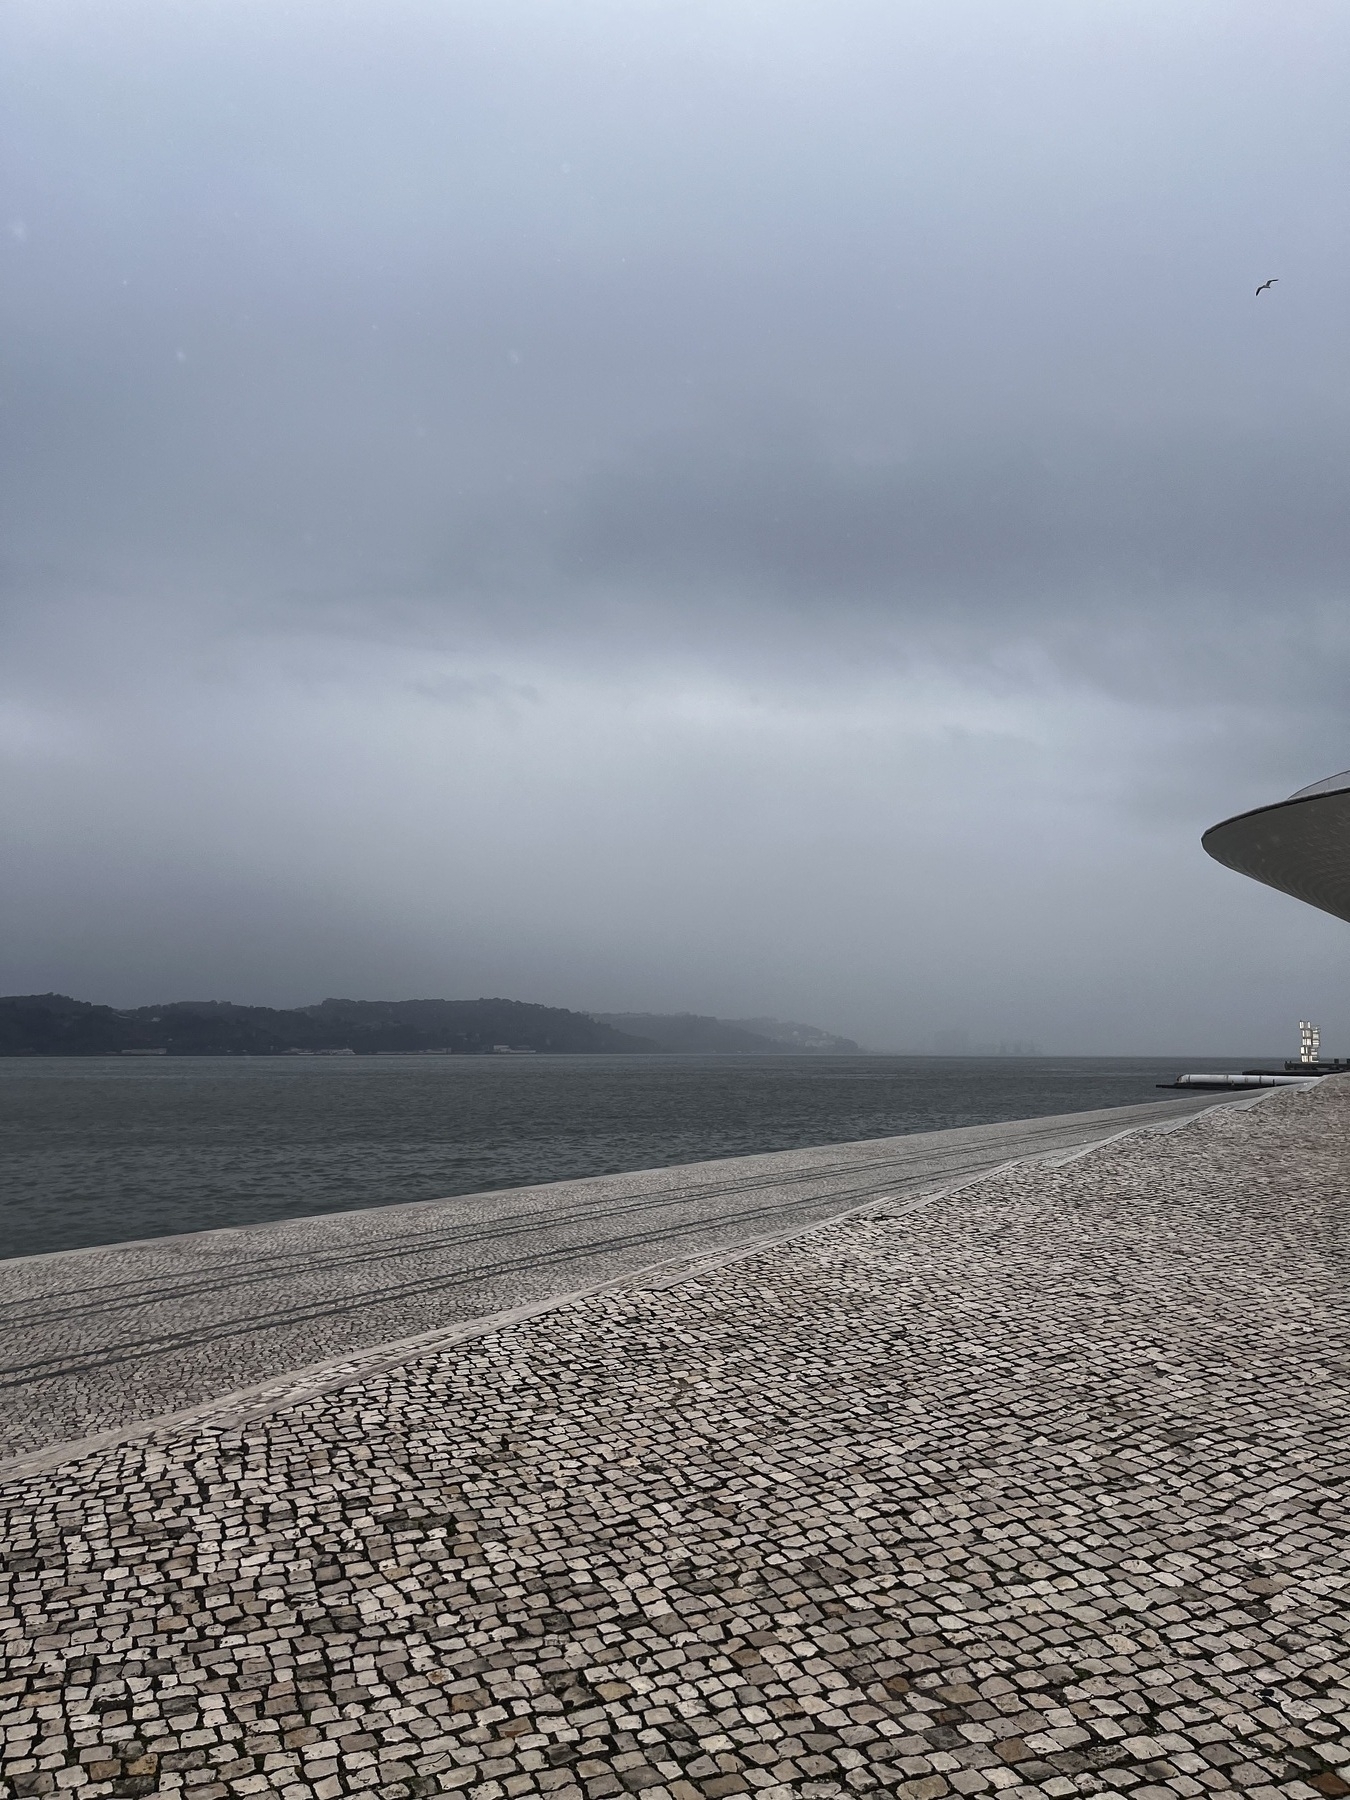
0 1052 1258 1260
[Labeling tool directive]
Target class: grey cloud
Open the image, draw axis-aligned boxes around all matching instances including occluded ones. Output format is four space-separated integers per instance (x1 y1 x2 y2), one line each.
546 421 1350 604
3 0 1350 1046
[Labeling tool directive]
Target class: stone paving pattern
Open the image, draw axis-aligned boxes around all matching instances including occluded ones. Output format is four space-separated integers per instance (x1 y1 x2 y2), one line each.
0 1097 1223 1465
2 1080 1348 1800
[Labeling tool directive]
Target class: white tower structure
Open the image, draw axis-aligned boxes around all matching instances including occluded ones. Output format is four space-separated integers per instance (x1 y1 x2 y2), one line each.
1299 1020 1320 1065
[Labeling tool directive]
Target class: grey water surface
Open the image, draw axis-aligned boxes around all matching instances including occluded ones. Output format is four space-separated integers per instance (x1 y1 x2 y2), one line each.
0 1053 1259 1261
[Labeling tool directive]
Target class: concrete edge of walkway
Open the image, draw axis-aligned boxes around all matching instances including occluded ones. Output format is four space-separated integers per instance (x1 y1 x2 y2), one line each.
0 1088 1285 1487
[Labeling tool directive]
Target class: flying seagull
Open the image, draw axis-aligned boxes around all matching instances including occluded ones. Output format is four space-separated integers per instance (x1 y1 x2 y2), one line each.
1256 278 1278 295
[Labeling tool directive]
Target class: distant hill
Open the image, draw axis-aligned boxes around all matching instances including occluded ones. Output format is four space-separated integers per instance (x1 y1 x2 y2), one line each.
0 994 864 1058
590 1012 862 1054
732 1016 865 1053
0 993 659 1057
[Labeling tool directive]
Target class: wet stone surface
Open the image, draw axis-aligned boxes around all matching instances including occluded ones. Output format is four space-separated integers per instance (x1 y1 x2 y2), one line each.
0 1097 1220 1466
2 1080 1348 1799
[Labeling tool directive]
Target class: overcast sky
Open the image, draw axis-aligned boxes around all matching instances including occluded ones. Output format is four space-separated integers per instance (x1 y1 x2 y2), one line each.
3 0 1349 1053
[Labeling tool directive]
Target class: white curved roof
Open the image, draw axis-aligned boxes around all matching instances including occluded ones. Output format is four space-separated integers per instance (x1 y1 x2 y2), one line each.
1204 772 1350 925
1288 769 1350 801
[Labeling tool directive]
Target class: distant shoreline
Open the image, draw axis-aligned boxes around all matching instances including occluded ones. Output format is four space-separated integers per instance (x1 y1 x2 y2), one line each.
1 992 860 1059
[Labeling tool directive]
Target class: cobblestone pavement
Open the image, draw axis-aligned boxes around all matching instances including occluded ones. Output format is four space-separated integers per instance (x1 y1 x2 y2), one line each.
3 1080 1347 1800
0 1096 1224 1464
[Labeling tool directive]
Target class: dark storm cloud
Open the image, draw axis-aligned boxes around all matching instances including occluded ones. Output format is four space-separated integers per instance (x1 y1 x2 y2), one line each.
3 0 1350 1046
521 419 1350 608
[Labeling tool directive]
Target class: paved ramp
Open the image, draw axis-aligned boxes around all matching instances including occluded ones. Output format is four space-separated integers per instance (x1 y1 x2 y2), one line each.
0 1092 1229 1462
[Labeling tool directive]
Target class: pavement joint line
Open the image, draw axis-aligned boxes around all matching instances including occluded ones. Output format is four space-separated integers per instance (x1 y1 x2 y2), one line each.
0 1098 1257 1487
1037 1126 1141 1167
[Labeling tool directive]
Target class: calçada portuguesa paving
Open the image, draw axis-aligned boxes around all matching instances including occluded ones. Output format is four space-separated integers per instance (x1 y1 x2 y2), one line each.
1 1081 1348 1800
0 1096 1223 1469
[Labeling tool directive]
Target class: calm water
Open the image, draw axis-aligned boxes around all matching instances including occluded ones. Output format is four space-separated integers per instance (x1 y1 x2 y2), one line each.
0 1053 1260 1261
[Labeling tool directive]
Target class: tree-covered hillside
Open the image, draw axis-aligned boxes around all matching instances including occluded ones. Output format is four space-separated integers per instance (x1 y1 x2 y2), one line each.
0 994 658 1056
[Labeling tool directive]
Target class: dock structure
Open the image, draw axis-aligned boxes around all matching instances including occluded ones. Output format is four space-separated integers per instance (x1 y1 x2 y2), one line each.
2 1082 1349 1799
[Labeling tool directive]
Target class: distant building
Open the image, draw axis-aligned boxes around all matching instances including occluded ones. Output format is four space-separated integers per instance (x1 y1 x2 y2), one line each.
1203 769 1350 924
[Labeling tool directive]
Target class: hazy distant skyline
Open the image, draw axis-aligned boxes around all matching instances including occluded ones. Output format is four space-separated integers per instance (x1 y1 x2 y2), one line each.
3 0 1349 1054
